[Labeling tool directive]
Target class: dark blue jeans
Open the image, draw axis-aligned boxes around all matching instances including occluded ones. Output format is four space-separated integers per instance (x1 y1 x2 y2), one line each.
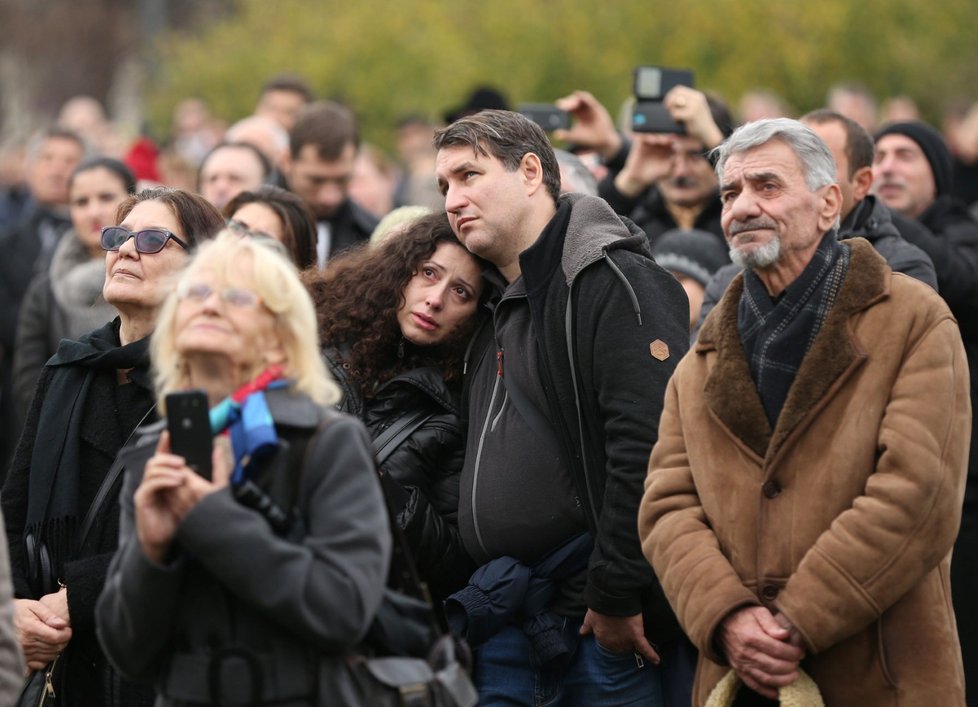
474 619 665 707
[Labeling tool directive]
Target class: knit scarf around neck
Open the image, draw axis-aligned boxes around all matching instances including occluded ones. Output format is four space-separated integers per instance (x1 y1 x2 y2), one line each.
24 318 151 591
738 231 850 426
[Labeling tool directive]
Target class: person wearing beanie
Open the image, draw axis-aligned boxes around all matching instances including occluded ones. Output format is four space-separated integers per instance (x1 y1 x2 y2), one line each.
875 120 978 705
651 228 729 328
874 120 953 217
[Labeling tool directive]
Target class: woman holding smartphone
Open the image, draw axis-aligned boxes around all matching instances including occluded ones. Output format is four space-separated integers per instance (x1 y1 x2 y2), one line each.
2 188 223 706
96 231 390 704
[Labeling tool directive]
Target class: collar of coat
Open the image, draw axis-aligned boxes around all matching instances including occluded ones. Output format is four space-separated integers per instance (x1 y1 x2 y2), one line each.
695 237 889 461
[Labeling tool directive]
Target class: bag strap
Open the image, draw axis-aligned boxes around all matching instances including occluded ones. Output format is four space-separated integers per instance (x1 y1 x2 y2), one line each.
369 409 448 634
77 404 156 550
371 409 435 467
302 409 445 636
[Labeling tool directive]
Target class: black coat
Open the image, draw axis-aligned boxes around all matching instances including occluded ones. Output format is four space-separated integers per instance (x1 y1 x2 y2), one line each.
2 319 155 707
0 201 71 475
326 352 474 601
463 194 690 641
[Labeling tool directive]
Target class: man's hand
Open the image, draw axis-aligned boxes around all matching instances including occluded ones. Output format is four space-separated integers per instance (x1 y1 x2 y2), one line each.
580 609 660 664
553 91 622 160
613 133 677 197
718 606 805 699
664 86 725 150
14 599 71 671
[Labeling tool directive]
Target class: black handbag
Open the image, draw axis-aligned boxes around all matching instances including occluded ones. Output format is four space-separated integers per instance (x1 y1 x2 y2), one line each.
346 409 478 707
16 655 60 707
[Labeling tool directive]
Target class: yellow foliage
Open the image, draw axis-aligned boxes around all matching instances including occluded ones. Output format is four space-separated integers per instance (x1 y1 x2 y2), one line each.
148 0 978 149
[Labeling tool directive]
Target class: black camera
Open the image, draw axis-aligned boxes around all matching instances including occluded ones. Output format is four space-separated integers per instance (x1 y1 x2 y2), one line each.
518 103 571 132
631 67 694 134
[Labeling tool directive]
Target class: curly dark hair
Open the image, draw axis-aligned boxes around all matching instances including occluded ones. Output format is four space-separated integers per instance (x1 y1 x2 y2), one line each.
303 211 488 394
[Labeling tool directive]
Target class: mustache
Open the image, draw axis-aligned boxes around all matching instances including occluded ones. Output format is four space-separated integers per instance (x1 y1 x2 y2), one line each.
728 219 777 236
669 176 699 189
876 180 905 190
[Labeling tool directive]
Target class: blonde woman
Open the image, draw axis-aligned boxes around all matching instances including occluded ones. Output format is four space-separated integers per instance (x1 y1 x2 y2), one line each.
96 231 390 705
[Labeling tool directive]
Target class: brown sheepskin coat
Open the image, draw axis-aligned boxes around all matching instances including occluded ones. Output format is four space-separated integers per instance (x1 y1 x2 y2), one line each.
640 238 970 706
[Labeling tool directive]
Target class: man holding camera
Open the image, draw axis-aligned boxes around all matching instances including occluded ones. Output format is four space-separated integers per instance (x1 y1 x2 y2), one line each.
555 81 733 252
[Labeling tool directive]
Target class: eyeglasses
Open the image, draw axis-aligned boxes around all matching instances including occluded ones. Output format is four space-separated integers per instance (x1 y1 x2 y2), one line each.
101 226 190 254
176 281 263 309
227 219 275 242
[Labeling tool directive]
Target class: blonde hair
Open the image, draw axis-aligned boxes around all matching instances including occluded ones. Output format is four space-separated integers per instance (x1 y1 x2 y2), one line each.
151 230 339 407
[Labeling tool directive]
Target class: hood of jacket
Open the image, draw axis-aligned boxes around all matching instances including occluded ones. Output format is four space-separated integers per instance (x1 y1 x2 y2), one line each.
557 192 651 285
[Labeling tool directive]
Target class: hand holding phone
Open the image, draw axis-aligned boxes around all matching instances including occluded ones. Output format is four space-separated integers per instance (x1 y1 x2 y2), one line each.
166 390 213 480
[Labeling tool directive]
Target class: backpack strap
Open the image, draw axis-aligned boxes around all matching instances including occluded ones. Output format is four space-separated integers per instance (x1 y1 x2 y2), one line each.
371 409 435 467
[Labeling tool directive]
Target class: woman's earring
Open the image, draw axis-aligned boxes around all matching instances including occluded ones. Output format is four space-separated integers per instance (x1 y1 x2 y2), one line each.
397 337 405 359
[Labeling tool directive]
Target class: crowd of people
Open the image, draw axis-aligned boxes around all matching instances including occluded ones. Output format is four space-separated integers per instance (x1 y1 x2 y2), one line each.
0 71 975 706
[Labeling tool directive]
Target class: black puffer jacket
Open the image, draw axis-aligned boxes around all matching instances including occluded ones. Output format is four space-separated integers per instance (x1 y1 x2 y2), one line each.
326 351 474 601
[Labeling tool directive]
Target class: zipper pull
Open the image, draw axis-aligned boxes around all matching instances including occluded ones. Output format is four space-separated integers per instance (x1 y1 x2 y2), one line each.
496 349 504 377
44 666 57 698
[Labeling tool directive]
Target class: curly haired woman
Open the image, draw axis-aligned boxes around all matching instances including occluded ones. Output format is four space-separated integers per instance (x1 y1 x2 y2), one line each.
304 211 488 601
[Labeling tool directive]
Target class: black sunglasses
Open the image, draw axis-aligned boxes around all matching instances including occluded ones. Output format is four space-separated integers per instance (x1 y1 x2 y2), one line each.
100 226 190 254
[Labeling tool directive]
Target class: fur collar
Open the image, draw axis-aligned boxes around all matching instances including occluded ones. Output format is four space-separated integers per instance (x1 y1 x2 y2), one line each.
48 229 116 334
696 238 889 461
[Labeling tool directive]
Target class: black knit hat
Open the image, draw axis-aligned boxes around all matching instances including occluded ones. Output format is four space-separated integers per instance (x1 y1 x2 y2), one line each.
874 121 953 198
651 229 730 287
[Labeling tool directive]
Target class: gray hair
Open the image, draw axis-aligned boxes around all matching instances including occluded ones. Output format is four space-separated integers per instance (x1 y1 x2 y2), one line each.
712 118 836 192
554 149 598 196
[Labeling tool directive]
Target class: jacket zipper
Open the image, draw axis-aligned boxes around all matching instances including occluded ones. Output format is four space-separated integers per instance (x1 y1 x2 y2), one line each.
565 284 599 527
469 347 505 557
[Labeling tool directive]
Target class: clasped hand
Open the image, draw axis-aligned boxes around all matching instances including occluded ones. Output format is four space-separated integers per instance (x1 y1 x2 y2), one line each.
719 606 806 700
134 431 231 564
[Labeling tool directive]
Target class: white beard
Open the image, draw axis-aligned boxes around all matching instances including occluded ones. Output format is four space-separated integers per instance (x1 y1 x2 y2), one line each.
730 236 781 270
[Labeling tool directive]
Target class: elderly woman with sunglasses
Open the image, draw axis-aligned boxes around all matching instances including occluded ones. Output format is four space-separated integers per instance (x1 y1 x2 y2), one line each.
96 231 390 705
1 187 223 706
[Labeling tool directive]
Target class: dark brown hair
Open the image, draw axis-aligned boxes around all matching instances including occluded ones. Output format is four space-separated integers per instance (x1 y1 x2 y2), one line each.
303 212 488 392
115 187 225 247
260 73 314 103
433 109 562 204
289 100 359 160
802 108 875 177
224 185 317 270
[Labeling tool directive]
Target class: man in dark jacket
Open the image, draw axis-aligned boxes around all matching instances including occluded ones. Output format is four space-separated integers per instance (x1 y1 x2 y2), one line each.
435 110 690 705
556 88 731 251
0 127 84 477
283 101 378 267
873 120 978 704
696 111 938 332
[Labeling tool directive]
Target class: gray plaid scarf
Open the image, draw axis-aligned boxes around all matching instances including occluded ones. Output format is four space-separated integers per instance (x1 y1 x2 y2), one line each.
738 231 850 426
